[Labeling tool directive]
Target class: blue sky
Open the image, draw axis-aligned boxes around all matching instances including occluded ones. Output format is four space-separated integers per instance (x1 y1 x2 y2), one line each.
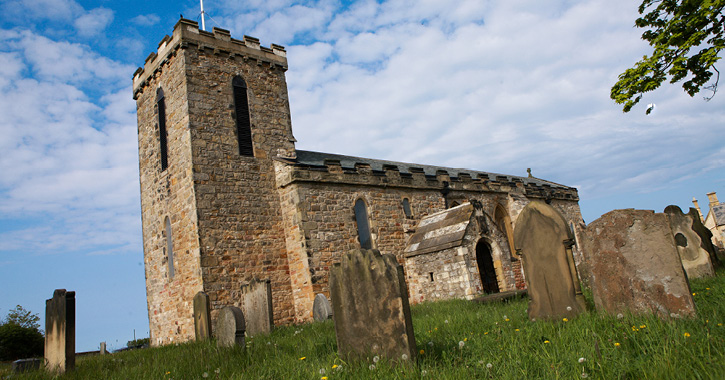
1 0 723 352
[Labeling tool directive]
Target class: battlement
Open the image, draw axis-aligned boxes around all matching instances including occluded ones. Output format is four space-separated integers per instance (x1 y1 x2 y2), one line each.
274 150 579 202
132 18 288 99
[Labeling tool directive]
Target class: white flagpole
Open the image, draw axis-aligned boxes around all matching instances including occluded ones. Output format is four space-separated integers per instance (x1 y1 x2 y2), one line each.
200 0 206 31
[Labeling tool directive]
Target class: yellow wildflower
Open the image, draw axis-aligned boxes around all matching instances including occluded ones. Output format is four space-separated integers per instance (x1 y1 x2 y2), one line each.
544 340 550 344
321 378 328 380
614 342 621 347
563 318 568 322
420 349 425 355
299 357 306 360
332 365 338 369
515 329 520 332
684 332 691 338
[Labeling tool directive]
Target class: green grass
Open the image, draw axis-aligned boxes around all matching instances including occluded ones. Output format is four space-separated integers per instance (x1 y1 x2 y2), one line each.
4 272 725 379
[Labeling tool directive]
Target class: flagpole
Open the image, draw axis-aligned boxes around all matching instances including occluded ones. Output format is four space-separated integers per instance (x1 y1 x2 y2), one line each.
200 0 206 31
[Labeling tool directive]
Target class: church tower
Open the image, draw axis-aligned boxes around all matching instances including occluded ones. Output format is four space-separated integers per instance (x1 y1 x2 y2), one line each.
133 19 299 345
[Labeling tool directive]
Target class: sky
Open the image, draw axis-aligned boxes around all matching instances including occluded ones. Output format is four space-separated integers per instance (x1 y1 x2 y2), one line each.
0 0 723 352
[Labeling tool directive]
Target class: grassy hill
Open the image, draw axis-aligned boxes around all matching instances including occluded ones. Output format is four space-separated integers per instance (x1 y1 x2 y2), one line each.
3 271 725 379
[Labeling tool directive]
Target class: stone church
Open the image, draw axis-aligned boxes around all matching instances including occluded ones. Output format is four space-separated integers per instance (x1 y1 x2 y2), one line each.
133 19 584 345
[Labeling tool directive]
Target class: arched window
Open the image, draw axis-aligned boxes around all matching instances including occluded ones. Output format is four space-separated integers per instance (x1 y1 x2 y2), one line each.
164 217 175 279
402 197 413 218
156 88 168 170
354 199 373 249
232 76 253 156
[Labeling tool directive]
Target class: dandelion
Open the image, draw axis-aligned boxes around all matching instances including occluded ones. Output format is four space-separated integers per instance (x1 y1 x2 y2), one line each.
369 365 376 370
614 342 621 347
640 325 646 329
503 315 507 319
319 368 326 375
299 357 306 361
321 377 328 380
402 353 409 360
684 332 691 338
215 368 220 374
567 306 572 311
692 292 696 296
563 318 569 322
718 323 723 327
484 332 489 335
486 363 493 369
445 319 449 324
706 287 710 290
617 313 623 319
332 365 338 369
581 371 589 378
428 341 434 347
202 372 209 378
544 340 550 344
421 370 428 376
420 349 425 355
515 329 520 332
578 357 586 363
373 356 380 363
464 338 468 341
335 365 343 372
459 340 465 348
505 318 510 322
165 372 171 375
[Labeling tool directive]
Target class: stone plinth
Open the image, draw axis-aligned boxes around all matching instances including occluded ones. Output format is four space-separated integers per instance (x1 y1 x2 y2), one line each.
330 249 416 363
580 209 696 319
45 289 75 374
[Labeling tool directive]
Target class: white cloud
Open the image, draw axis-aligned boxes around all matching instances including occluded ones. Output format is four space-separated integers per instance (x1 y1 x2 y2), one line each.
74 7 114 37
131 14 160 27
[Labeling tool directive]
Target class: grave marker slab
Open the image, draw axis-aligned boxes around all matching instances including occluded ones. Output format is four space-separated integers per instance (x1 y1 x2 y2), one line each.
330 249 416 363
12 359 41 373
100 342 107 355
513 201 585 320
45 289 75 374
688 207 722 269
664 205 714 278
240 279 273 336
193 291 212 341
215 306 246 348
579 209 696 319
313 293 333 322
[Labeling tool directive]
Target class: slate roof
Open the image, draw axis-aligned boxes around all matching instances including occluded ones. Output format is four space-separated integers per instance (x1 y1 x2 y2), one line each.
712 203 725 226
404 203 474 257
293 150 572 190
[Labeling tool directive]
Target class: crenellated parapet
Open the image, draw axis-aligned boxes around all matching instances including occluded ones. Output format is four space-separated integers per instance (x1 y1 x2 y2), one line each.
274 150 578 202
132 18 288 100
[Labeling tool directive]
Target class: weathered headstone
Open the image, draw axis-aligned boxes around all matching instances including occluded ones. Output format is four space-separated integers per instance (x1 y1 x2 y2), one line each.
579 209 696 319
45 289 75 374
240 279 273 336
664 205 714 278
100 342 107 355
688 207 722 269
12 359 41 373
313 293 333 322
513 201 585 321
193 291 212 341
330 249 416 363
215 306 246 348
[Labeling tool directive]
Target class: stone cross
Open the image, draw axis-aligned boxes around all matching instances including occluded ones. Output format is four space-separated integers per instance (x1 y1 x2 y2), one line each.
193 291 212 341
579 209 696 319
45 289 75 374
240 279 274 336
215 306 246 348
664 205 714 278
513 201 585 320
313 293 333 322
330 249 416 363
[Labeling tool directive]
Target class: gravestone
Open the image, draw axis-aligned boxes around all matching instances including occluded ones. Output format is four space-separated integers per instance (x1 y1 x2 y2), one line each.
193 291 212 341
45 289 75 374
579 209 696 319
688 207 722 269
664 205 714 278
513 201 585 321
330 249 416 363
313 293 333 321
215 306 246 348
100 342 107 355
12 359 41 373
240 279 273 336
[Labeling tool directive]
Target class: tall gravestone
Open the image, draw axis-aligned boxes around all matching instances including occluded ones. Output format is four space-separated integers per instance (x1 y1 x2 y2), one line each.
215 306 246 348
45 289 75 374
579 209 696 319
688 207 722 269
664 205 714 278
240 279 274 336
330 249 416 363
193 291 212 341
313 293 333 322
513 201 585 320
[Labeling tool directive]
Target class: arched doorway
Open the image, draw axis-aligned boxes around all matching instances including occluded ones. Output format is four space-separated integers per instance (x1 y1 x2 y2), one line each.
476 240 500 294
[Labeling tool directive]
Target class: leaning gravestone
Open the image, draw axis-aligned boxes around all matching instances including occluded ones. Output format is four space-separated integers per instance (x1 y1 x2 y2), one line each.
45 289 75 374
240 279 274 336
215 306 246 348
193 291 212 341
579 209 696 319
664 205 714 278
513 201 585 321
687 207 722 269
330 249 416 363
12 359 41 373
313 293 333 322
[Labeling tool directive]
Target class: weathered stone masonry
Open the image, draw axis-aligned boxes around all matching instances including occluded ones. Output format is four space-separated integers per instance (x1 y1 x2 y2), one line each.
134 19 585 345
